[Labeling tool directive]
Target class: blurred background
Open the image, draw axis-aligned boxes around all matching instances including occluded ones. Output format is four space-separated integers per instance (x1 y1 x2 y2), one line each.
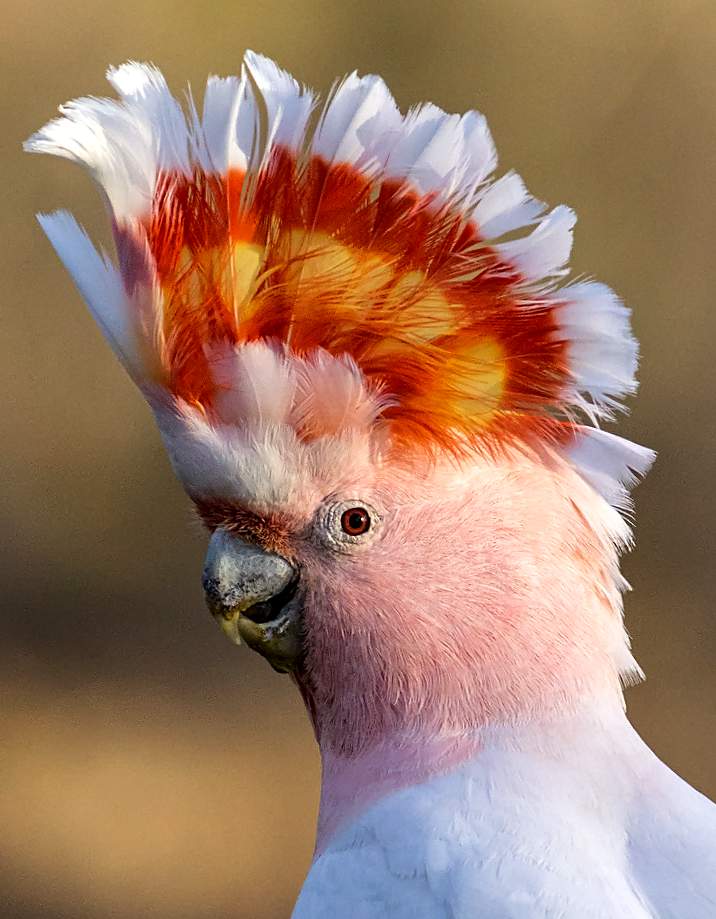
3 1 715 916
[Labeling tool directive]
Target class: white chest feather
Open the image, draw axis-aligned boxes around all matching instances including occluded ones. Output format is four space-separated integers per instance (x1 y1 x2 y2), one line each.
293 707 716 918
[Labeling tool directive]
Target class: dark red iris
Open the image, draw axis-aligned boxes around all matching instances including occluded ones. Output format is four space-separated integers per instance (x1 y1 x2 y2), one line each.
340 507 371 536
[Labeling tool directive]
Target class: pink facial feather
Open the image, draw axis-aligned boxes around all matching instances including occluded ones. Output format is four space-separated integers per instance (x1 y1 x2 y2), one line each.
26 57 655 852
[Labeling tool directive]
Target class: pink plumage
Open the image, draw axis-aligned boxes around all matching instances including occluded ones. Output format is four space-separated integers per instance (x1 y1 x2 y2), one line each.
27 54 715 918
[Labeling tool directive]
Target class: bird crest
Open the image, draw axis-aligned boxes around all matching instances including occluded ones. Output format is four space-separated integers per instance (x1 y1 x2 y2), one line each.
26 53 652 496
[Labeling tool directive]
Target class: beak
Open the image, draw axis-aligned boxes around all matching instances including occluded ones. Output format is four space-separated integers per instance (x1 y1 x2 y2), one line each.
201 530 302 673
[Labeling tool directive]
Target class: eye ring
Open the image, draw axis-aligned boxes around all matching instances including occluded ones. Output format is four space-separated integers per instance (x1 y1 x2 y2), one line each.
340 506 371 536
315 498 382 553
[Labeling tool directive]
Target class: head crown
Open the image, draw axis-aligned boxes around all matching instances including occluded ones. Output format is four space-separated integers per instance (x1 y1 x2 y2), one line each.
26 53 653 502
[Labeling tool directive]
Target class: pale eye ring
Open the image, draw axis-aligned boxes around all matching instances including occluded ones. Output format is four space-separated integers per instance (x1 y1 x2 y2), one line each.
314 499 382 553
340 506 371 536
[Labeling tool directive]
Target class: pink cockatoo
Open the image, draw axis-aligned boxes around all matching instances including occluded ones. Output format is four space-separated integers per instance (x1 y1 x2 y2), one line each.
27 53 716 918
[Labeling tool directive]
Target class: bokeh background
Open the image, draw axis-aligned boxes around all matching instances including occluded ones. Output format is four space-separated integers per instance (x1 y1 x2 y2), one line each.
3 1 715 916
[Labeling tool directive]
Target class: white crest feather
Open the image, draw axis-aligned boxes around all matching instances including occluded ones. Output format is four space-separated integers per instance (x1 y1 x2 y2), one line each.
27 54 651 507
557 281 639 421
106 61 191 176
498 204 576 282
314 72 401 168
37 211 139 376
473 171 545 239
383 103 496 201
568 427 655 510
244 50 315 153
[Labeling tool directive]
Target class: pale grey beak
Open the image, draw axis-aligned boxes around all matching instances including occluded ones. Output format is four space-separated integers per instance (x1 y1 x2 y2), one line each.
202 530 303 673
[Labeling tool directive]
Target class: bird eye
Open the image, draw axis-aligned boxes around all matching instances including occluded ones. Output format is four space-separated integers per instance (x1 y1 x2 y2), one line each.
340 506 371 536
316 499 380 552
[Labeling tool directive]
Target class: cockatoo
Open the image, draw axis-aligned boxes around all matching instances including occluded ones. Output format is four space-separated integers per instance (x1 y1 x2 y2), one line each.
27 53 715 918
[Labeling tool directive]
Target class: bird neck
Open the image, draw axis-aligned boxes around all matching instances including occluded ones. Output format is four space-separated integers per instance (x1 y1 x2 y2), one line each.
313 689 632 856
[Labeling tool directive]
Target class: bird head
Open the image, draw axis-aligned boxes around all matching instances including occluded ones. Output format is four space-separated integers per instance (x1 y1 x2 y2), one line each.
26 53 654 756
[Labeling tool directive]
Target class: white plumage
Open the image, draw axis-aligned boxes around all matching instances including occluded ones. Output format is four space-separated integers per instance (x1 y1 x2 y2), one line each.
26 54 716 919
295 704 716 918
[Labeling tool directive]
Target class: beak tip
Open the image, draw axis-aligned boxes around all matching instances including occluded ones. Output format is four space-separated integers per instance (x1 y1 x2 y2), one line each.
217 613 243 646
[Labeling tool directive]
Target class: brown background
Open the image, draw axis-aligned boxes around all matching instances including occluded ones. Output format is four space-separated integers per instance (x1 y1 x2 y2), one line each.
3 2 715 917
